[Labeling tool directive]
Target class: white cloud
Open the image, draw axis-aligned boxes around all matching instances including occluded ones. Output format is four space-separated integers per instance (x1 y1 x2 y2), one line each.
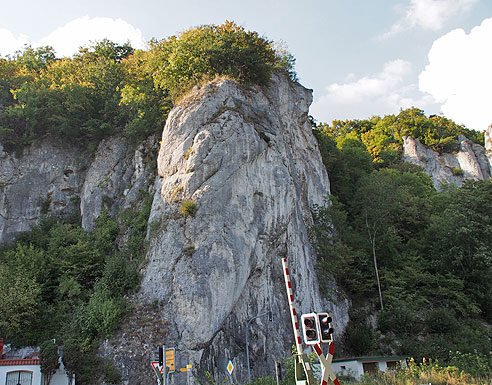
0 29 28 57
39 16 146 57
0 17 146 58
310 59 434 123
419 17 492 131
383 0 477 37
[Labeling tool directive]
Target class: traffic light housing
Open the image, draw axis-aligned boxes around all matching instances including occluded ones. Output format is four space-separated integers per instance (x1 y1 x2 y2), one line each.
301 313 320 345
317 313 334 343
158 346 163 366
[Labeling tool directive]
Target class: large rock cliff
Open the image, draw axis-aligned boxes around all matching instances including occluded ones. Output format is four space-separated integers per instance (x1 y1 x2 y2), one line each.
402 133 492 190
99 74 347 384
0 74 348 384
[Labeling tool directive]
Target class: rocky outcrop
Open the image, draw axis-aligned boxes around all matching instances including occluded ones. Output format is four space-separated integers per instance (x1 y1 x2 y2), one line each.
0 136 158 243
100 74 347 384
0 74 348 384
402 135 492 190
80 135 158 230
486 124 492 163
0 139 86 244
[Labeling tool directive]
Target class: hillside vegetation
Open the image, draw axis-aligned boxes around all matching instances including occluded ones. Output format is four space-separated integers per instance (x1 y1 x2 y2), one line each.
0 21 491 384
0 22 296 384
0 21 295 154
312 113 492 379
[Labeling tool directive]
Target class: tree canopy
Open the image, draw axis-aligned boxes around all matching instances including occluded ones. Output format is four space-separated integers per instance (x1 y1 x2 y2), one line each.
315 108 484 166
0 22 297 154
312 117 492 376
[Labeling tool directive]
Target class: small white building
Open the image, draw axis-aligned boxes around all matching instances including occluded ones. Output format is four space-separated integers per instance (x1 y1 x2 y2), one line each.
332 356 408 379
0 358 75 385
0 340 74 385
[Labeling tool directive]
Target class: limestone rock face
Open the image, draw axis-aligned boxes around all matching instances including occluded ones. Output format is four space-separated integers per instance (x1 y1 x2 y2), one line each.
0 139 86 244
0 135 157 243
133 74 339 383
80 135 157 230
402 135 492 189
0 73 348 385
486 124 492 162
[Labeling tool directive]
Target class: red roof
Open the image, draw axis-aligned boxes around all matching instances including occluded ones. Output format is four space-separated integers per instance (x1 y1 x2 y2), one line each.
0 359 40 366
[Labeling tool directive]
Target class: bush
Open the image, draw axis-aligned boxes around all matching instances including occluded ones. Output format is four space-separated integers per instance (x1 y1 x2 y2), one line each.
448 350 492 377
424 308 459 334
452 167 464 176
378 307 420 336
180 200 197 217
151 21 296 100
103 361 122 385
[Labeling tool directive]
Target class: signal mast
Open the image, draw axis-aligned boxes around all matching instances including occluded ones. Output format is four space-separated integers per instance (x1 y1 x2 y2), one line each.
281 258 340 385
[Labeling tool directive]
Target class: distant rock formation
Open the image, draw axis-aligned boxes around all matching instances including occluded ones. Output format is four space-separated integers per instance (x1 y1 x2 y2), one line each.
402 134 492 190
485 124 492 157
0 139 84 244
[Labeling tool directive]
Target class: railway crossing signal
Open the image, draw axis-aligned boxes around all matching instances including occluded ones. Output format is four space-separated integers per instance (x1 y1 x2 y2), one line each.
282 257 339 385
301 313 320 345
317 313 334 343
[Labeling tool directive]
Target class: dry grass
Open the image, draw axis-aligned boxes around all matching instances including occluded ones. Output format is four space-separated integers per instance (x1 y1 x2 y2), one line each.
342 359 491 385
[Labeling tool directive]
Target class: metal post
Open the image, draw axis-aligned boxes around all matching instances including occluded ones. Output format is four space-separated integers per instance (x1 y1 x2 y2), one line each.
165 366 171 385
245 310 272 383
275 361 281 385
162 345 167 385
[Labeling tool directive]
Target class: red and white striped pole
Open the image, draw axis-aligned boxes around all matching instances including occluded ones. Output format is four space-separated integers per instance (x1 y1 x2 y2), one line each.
281 258 303 355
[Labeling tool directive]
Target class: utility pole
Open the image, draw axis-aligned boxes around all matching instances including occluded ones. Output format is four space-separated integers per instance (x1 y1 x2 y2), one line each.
245 310 273 383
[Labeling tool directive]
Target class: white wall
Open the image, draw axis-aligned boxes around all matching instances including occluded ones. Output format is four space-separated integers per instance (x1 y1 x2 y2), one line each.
332 360 363 379
332 359 405 379
0 363 74 385
0 364 42 385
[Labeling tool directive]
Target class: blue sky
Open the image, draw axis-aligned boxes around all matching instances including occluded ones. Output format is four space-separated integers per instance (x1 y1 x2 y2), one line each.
1 0 492 131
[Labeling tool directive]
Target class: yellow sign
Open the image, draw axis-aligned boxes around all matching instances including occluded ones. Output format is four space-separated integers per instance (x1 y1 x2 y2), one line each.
165 348 175 372
227 360 234 375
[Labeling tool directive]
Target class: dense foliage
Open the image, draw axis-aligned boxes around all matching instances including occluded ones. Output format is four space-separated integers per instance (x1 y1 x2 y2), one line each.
0 192 151 383
0 22 295 154
316 108 484 165
312 118 492 377
1 19 491 382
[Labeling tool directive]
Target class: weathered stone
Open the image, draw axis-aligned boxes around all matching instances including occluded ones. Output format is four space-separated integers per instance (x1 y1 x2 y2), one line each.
0 134 158 243
486 124 492 165
402 135 492 190
80 135 158 230
0 74 348 385
0 139 86 244
119 74 346 383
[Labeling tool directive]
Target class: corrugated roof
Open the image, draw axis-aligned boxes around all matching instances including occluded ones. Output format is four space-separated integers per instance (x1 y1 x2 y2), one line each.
333 356 408 363
0 359 40 366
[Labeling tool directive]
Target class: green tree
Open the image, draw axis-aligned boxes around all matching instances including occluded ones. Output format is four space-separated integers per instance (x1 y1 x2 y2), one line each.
0 265 42 343
40 340 60 385
14 45 56 73
423 180 492 320
352 170 402 309
62 339 82 385
150 21 296 100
